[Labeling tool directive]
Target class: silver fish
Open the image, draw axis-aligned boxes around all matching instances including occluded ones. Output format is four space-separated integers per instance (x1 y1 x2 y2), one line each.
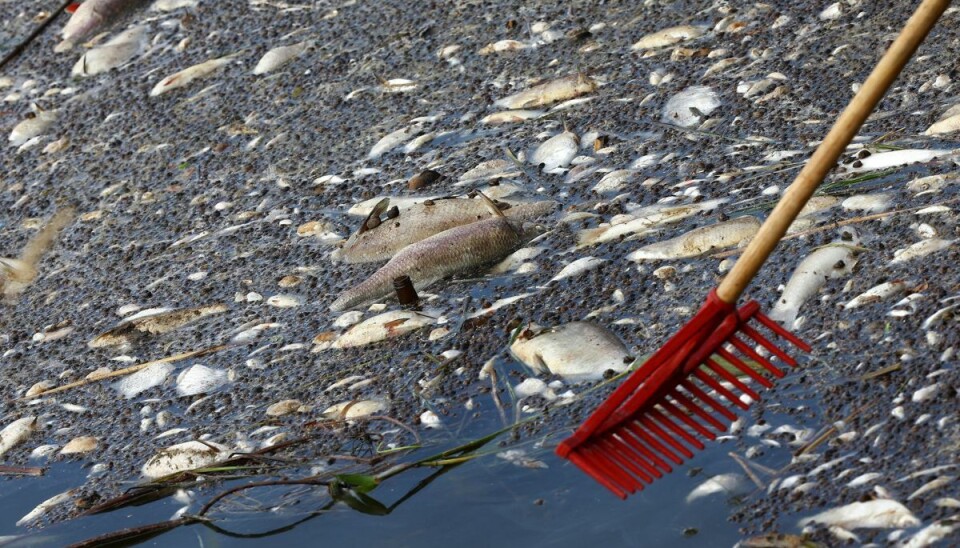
333 198 557 264
57 0 147 52
330 198 533 311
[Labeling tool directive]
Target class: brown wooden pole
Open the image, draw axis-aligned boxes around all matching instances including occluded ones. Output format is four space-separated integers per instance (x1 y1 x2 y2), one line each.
717 0 951 304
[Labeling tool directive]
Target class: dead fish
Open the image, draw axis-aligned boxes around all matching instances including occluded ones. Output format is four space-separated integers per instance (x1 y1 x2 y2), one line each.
480 110 545 124
330 195 532 311
844 148 956 174
798 499 919 530
578 198 728 247
891 239 955 264
56 0 147 52
142 440 231 478
494 73 597 110
347 183 523 216
60 436 98 455
333 198 557 263
530 129 578 172
17 490 75 527
769 242 860 328
150 53 240 96
113 362 173 398
510 321 631 381
592 170 636 194
841 193 892 213
457 159 521 184
843 280 909 309
924 104 960 135
663 86 720 128
631 25 704 50
627 216 760 261
8 105 57 147
1 207 75 300
368 124 423 159
685 473 748 503
252 40 312 75
176 364 230 396
88 303 227 348
322 400 387 419
72 25 148 76
549 256 605 282
787 195 840 233
150 0 198 10
478 39 529 55
0 416 36 457
331 310 435 349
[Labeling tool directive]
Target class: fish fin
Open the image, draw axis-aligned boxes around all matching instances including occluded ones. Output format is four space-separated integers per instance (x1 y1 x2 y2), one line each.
66 2 80 13
357 198 390 235
474 191 505 218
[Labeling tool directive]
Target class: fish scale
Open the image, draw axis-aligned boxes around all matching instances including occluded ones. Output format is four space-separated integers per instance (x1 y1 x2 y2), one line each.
330 217 528 311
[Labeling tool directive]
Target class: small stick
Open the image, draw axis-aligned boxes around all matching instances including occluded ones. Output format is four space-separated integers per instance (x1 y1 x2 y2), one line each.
710 199 958 260
0 465 44 476
794 402 872 457
14 344 229 401
488 365 508 426
728 452 764 489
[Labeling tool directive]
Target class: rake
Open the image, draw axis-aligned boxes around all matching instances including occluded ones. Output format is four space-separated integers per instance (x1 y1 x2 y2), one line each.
556 0 950 499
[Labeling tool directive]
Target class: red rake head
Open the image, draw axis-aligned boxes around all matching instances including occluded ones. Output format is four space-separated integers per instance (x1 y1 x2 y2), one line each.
556 289 811 499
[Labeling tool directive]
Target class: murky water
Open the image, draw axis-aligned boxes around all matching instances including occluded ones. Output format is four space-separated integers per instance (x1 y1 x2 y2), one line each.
1 0 959 546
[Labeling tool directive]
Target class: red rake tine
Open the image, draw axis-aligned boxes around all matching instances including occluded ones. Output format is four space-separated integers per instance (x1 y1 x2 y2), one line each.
556 0 949 498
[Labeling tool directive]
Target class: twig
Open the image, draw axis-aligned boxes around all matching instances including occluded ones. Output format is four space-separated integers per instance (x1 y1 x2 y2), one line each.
728 452 765 489
794 402 873 457
0 465 44 476
488 364 508 426
197 476 330 517
66 517 196 548
0 0 73 70
860 363 902 380
16 344 230 401
710 199 958 259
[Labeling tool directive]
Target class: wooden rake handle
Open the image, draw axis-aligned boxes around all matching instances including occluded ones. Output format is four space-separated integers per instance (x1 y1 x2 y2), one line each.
717 0 951 304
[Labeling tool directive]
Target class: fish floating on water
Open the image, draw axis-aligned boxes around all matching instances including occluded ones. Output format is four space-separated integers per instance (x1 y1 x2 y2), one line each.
57 0 148 52
494 73 597 110
330 194 535 311
333 197 557 264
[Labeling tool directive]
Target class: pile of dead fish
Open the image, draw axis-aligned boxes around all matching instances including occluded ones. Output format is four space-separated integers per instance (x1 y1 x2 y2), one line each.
2 0 960 545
